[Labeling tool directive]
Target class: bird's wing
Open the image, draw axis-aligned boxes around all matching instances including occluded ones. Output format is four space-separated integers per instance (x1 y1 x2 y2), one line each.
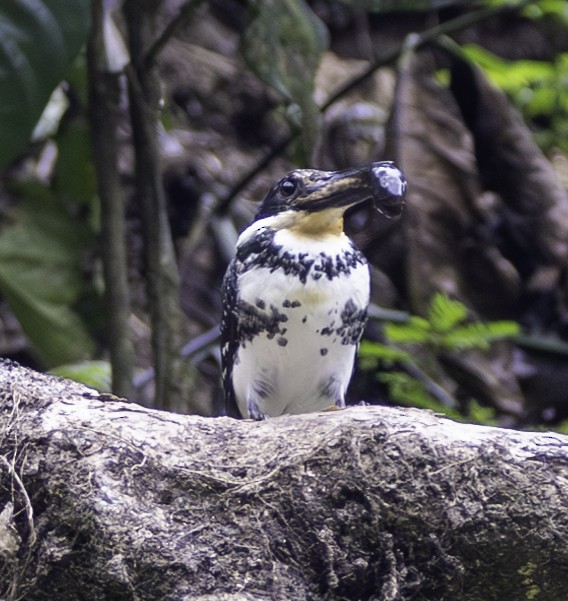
220 259 242 418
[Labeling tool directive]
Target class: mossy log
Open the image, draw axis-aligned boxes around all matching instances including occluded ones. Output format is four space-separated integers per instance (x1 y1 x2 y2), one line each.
0 360 566 601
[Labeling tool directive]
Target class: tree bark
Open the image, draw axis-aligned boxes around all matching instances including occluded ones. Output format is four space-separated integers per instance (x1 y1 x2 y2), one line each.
0 360 566 601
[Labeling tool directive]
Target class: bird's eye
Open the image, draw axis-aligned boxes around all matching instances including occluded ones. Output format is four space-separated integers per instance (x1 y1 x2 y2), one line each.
279 177 299 199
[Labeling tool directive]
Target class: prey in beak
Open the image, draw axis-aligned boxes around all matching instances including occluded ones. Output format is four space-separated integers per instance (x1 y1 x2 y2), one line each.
254 161 406 225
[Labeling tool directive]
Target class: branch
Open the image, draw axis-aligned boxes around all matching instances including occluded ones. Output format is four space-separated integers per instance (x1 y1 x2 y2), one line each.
123 1 191 409
144 0 207 69
87 0 135 398
1 361 566 601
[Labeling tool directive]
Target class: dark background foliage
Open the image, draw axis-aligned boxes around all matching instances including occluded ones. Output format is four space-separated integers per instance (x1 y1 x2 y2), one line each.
1 0 568 429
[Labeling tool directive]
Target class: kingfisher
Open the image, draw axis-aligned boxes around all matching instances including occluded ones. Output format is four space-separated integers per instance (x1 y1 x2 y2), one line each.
221 161 407 419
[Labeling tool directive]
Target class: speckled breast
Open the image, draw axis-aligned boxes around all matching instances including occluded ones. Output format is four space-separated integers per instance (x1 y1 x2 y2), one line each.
231 228 370 418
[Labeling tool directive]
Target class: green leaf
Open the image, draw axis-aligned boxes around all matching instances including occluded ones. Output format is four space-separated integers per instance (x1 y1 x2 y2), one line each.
427 293 468 332
242 0 328 162
0 186 96 367
442 321 520 350
384 316 431 344
523 87 556 117
358 339 412 362
378 372 437 409
461 44 556 94
51 360 111 392
467 399 498 426
523 0 568 24
0 0 90 168
379 371 499 424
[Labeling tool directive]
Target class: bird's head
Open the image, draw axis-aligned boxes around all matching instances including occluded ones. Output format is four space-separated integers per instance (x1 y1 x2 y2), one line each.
253 161 406 236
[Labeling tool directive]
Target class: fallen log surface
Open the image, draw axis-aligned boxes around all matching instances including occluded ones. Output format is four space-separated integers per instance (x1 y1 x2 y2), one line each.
0 359 567 601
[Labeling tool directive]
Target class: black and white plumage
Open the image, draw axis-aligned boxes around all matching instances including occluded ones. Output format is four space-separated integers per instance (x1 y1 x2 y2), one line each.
221 162 407 419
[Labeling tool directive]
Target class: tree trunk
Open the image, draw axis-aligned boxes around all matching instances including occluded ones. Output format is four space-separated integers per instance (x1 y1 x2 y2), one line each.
87 0 135 400
123 0 189 411
0 360 566 601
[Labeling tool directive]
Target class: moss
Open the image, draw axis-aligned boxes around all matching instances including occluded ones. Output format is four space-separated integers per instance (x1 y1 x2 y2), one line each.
518 562 542 601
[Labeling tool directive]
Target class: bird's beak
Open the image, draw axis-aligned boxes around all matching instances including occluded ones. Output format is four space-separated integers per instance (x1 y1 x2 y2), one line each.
296 162 407 219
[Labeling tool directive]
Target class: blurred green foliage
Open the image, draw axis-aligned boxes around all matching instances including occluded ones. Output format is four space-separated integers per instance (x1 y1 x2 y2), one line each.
0 0 90 168
384 293 520 351
461 44 568 152
51 360 112 391
359 294 520 424
0 170 98 368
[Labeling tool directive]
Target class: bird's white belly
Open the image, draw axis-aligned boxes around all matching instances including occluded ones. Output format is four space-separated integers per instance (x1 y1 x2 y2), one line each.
232 261 369 418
